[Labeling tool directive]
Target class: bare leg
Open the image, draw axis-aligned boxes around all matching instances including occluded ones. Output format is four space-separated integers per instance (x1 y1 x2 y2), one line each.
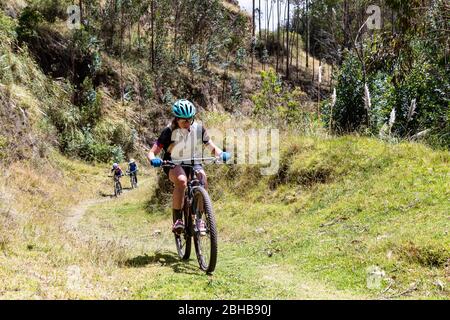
195 169 208 213
169 165 187 210
196 169 208 190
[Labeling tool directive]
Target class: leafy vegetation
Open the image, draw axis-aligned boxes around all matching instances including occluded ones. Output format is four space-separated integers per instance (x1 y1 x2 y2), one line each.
0 0 448 300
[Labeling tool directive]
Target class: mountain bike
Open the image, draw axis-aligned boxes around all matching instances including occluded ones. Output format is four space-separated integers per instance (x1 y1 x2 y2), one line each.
112 175 123 197
161 157 220 274
127 170 138 189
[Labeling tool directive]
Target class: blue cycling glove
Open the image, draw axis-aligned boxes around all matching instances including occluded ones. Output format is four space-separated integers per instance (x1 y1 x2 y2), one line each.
220 152 231 162
150 158 163 167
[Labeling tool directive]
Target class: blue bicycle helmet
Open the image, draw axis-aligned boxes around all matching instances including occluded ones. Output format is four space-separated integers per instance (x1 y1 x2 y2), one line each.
172 99 196 118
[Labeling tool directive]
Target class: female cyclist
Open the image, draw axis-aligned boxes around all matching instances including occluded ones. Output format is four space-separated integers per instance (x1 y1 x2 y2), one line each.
147 99 230 233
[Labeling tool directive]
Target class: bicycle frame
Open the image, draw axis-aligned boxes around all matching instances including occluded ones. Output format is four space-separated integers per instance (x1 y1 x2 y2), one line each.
162 157 217 198
127 170 137 187
161 163 198 210
161 157 221 272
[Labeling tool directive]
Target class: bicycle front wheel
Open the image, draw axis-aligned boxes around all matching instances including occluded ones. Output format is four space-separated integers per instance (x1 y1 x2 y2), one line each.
192 186 218 273
174 203 191 260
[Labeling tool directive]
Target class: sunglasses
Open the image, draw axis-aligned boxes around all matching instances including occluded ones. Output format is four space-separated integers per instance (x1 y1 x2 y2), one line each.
177 117 193 124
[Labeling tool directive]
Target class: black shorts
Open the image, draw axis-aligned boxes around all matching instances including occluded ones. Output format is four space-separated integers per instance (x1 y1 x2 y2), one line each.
164 164 203 179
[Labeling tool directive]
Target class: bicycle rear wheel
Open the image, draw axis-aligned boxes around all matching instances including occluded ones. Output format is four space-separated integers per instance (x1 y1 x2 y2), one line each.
174 201 191 260
192 186 218 273
114 180 119 197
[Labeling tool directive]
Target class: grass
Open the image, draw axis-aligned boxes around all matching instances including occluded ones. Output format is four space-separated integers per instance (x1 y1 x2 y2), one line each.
0 133 448 299
0 152 135 299
0 8 447 298
77 172 360 299
207 135 449 299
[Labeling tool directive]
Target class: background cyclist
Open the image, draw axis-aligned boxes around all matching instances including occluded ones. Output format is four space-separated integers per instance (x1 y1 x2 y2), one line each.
127 158 138 186
111 162 124 191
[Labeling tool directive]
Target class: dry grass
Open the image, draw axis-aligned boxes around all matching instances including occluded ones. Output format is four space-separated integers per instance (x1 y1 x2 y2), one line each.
222 0 244 14
0 152 119 298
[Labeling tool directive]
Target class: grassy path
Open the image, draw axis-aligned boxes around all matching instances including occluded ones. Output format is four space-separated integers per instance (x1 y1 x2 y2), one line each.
2 137 447 299
67 172 366 299
68 136 449 300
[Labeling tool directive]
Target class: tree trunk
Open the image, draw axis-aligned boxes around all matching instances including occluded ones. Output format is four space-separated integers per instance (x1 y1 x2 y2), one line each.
343 0 351 50
266 0 269 43
259 0 262 41
120 2 124 108
276 0 280 72
286 0 290 79
296 3 299 80
391 8 395 34
272 0 275 57
129 21 132 54
281 2 287 73
271 0 275 47
174 0 179 60
150 0 155 71
79 0 83 24
306 0 309 69
252 0 255 72
328 64 331 87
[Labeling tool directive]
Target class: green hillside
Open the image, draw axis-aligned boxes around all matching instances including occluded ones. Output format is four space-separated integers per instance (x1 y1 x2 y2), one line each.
0 0 448 300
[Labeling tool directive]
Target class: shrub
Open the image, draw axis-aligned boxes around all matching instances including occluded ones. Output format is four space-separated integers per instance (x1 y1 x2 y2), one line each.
0 11 17 40
252 68 314 130
329 52 366 133
229 77 242 106
251 68 282 119
16 6 43 42
367 71 396 134
31 0 70 23
79 78 102 127
391 58 449 147
235 47 247 69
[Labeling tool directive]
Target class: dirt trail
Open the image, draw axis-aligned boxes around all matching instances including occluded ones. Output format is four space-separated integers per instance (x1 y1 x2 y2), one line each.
61 175 172 254
57 183 368 300
63 197 111 241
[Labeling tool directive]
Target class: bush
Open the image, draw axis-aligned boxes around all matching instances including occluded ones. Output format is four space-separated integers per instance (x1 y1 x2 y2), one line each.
93 119 135 155
16 6 43 42
366 45 449 147
329 52 366 133
251 68 282 119
326 18 449 149
229 77 242 106
235 47 247 69
367 71 396 134
32 0 70 23
252 68 316 130
79 78 102 126
62 127 124 163
390 58 449 147
0 11 17 40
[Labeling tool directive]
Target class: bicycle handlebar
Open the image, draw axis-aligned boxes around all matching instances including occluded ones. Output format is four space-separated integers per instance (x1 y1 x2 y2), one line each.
161 157 221 168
